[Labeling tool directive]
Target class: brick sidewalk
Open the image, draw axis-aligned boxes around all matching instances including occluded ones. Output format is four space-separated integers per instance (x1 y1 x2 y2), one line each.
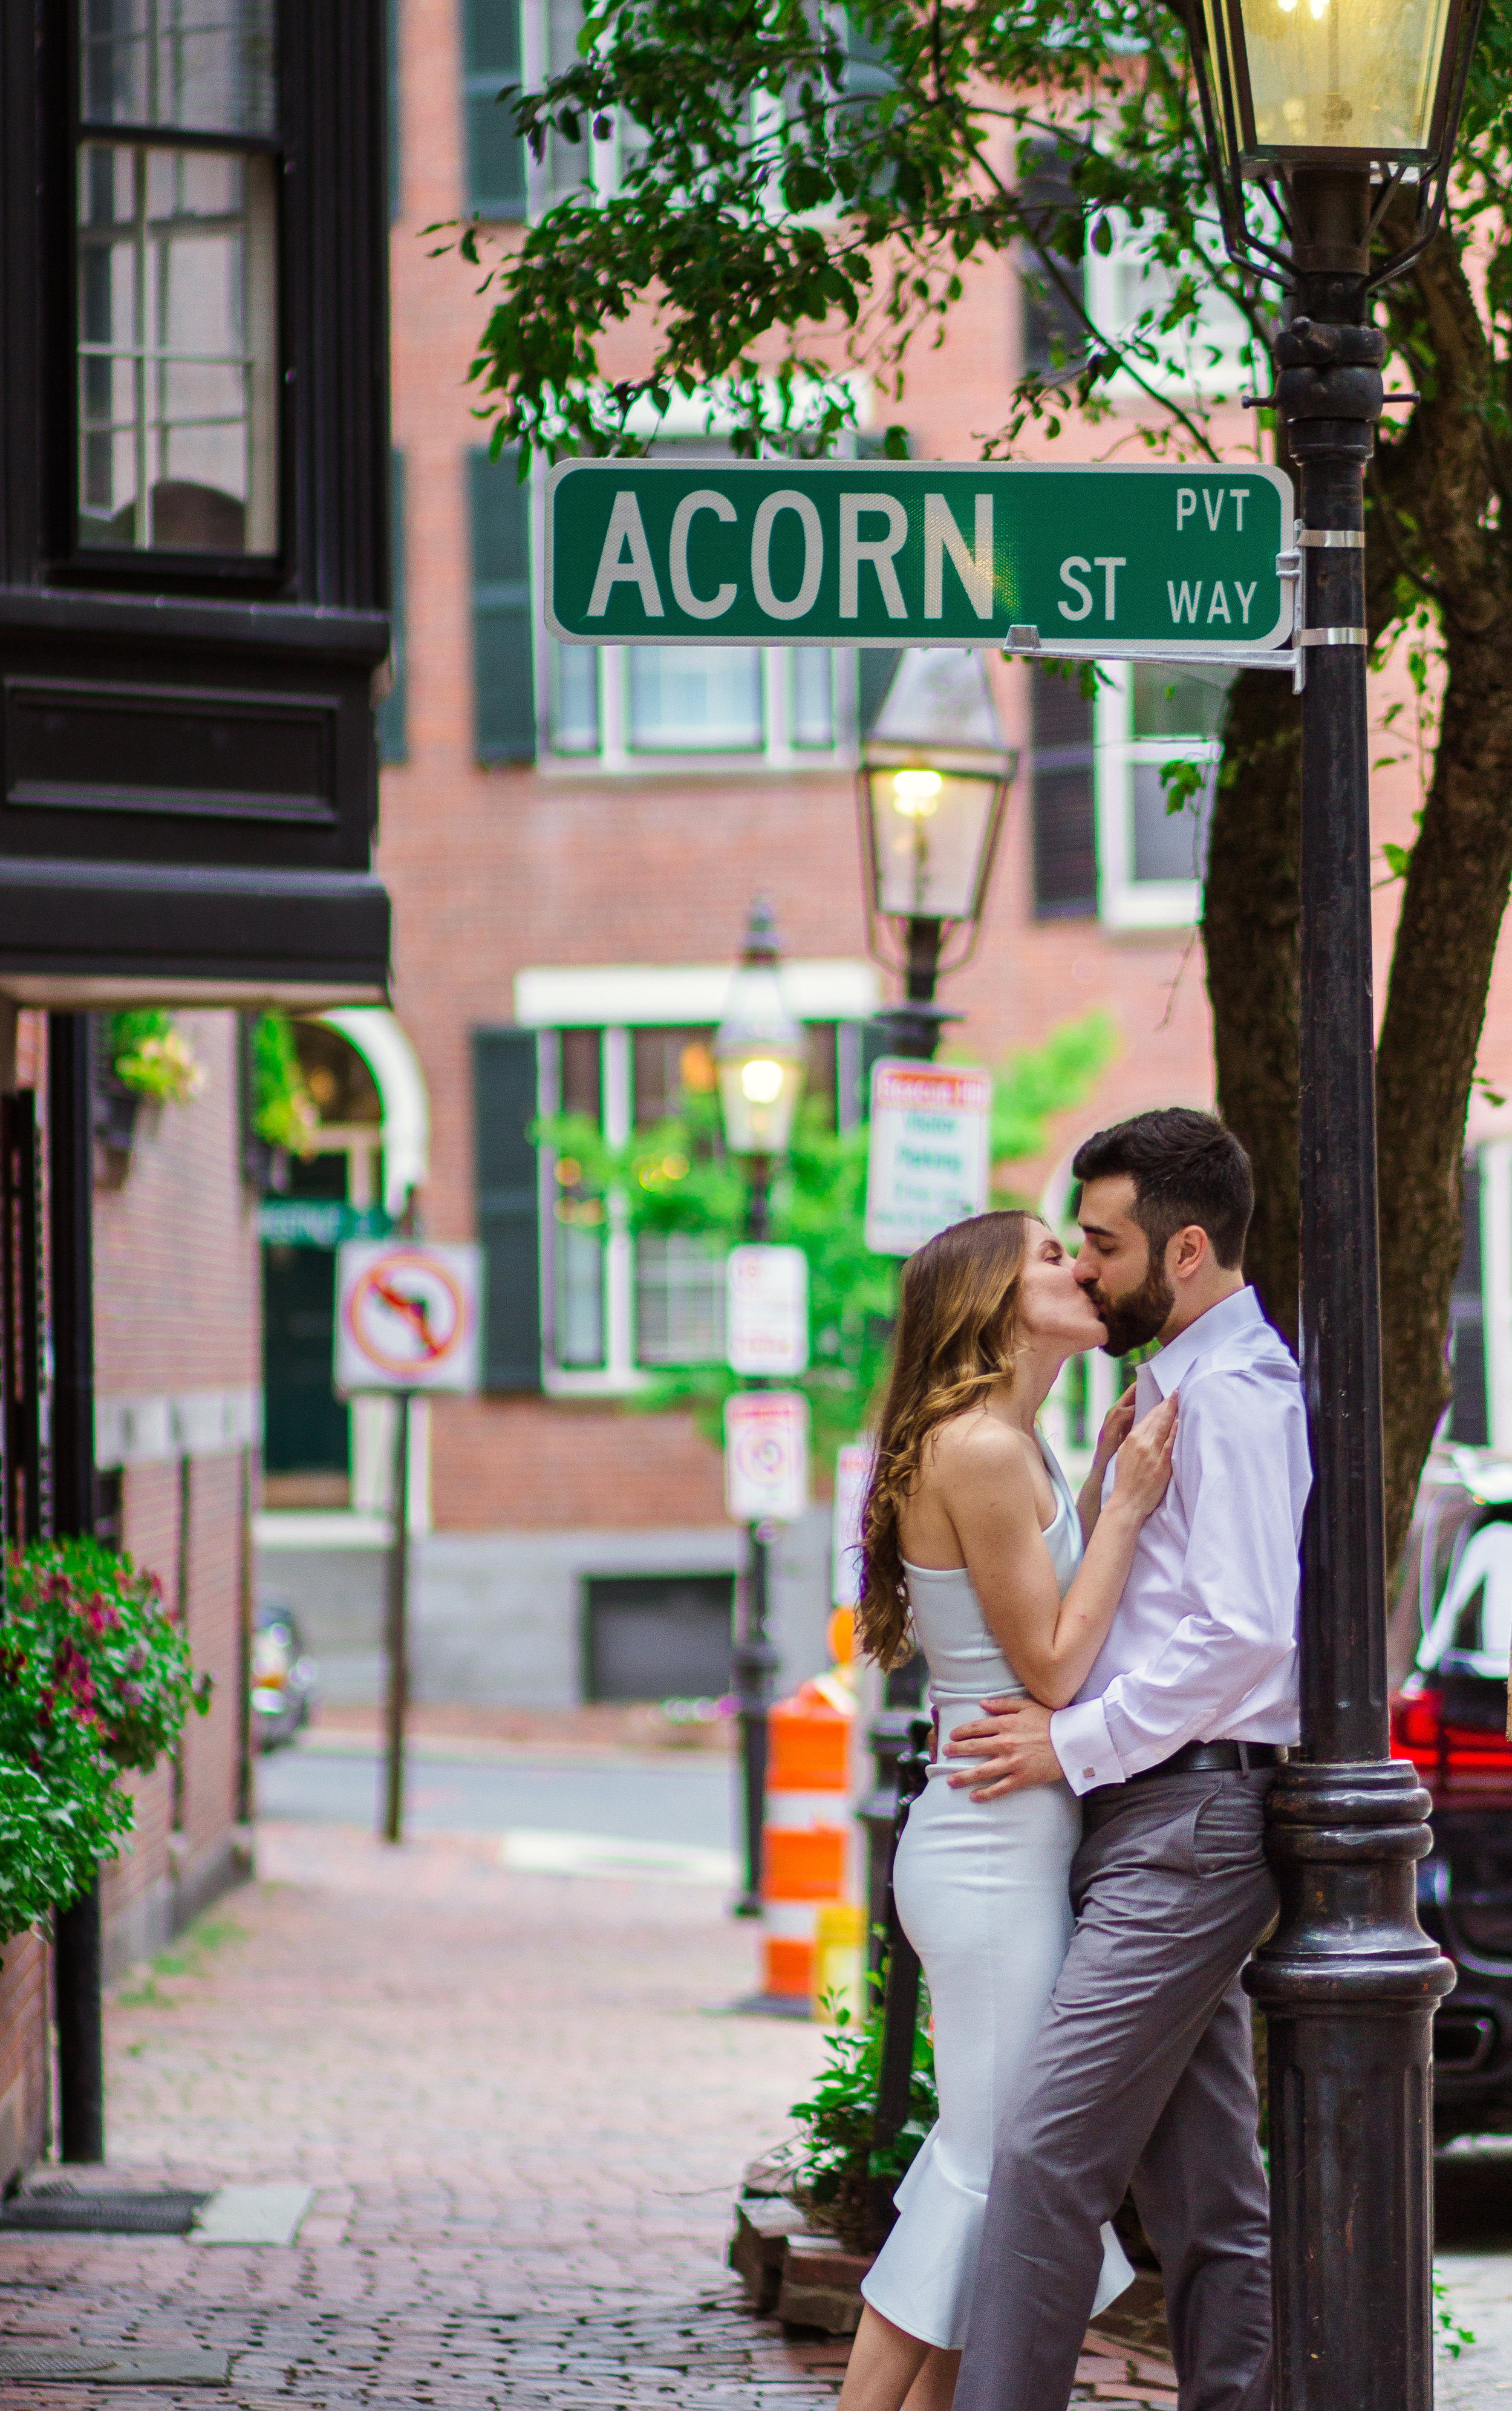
0 1824 1175 2408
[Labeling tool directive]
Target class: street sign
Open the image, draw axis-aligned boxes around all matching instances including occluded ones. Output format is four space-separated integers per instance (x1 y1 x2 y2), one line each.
725 1389 810 1522
832 1441 876 1608
546 460 1295 661
334 1243 483 1395
259 1199 392 1249
727 1245 809 1377
865 1060 991 1257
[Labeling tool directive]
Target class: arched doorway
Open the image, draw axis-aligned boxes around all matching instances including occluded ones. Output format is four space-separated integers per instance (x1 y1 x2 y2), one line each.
261 1010 430 1513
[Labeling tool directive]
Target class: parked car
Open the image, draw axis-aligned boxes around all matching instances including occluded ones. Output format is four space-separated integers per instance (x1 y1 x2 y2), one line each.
1390 1447 1512 2139
251 1602 317 1752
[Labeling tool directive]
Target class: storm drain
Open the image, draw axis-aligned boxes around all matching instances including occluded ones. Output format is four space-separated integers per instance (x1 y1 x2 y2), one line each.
0 2345 229 2384
0 2189 210 2234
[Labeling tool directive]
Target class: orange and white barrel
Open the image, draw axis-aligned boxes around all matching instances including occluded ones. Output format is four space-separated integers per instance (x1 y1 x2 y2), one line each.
761 1677 855 2004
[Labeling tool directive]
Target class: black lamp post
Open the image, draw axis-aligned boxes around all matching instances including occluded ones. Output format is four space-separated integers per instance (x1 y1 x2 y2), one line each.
714 901 807 1919
857 650 1017 1065
1183 4 1482 2400
855 651 1017 1928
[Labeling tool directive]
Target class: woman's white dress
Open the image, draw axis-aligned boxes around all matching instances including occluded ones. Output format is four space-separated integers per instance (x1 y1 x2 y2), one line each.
859 1435 1135 2350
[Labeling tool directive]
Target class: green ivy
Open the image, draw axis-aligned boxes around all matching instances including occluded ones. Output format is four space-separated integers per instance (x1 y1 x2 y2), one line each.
250 1012 318 1155
108 1011 205 1107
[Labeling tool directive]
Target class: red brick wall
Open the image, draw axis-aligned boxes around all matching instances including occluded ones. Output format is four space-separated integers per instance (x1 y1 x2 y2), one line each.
0 1934 51 2188
382 1 1510 1535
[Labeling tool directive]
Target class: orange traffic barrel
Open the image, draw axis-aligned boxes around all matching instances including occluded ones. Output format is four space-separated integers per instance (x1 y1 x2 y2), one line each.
760 1678 854 2003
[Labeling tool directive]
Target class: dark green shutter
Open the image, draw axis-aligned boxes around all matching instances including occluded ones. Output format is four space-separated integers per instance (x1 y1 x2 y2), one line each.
470 448 536 762
1029 661 1096 918
474 1028 543 1392
464 0 528 219
377 451 407 762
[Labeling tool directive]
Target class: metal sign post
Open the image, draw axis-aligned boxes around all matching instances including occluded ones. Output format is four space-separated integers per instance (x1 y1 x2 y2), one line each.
547 460 1299 668
333 1242 483 1845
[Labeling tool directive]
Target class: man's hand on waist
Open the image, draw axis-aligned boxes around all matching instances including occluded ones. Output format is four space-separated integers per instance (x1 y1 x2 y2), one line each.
942 1696 1061 1798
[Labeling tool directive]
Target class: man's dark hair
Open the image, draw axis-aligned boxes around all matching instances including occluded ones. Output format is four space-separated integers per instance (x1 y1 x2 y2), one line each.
1072 1108 1253 1270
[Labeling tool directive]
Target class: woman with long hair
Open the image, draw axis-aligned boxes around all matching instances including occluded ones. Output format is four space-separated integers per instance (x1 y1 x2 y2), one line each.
836 1209 1178 2411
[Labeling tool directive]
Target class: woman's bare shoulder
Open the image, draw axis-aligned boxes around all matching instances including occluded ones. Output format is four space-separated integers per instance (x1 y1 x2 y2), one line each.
927 1410 1037 1491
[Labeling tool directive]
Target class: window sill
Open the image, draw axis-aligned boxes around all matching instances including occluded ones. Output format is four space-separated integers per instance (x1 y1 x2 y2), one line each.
532 748 859 780
1099 879 1201 933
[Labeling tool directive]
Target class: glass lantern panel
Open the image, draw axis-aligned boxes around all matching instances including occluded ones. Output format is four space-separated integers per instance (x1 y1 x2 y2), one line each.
715 1057 805 1157
1237 0 1454 154
77 142 278 552
80 0 278 137
872 769 999 921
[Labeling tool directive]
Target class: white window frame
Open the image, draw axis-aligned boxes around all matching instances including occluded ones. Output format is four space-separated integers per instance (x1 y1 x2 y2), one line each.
1094 664 1220 933
523 961 879 1395
1479 1140 1512 1454
1083 213 1257 404
529 380 874 776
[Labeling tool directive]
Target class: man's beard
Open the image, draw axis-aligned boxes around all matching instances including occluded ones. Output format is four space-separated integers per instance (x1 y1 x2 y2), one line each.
1088 1260 1175 1357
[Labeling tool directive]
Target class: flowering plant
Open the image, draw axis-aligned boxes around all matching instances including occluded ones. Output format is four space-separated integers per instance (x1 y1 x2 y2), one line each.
4 1539 212 1774
108 1010 206 1107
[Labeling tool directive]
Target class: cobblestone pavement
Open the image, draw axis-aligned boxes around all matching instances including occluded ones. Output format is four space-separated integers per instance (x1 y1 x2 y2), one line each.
0 1822 1180 2409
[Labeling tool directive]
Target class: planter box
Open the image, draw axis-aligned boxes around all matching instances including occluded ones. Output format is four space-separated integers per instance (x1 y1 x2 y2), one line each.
774 2234 876 2335
729 2199 809 2315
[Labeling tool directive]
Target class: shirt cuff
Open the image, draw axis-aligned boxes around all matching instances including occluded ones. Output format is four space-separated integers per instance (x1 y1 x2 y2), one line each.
1050 1698 1125 1796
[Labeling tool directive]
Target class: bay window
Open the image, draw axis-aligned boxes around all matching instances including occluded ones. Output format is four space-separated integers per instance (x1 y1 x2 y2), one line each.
76 0 281 557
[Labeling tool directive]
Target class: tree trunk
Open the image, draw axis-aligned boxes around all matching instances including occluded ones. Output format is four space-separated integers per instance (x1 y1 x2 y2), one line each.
1202 666 1302 1351
1375 642 1512 1564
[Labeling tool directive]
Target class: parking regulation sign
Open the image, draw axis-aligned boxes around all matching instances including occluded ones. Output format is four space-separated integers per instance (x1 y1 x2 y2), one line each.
335 1243 483 1395
865 1060 991 1257
726 1245 809 1377
724 1389 810 1522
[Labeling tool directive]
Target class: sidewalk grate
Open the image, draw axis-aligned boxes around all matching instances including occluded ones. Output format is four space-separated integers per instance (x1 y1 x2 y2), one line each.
0 2345 229 2384
0 2190 210 2235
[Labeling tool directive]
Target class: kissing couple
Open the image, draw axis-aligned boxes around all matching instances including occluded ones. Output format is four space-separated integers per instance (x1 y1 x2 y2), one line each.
835 1108 1310 2411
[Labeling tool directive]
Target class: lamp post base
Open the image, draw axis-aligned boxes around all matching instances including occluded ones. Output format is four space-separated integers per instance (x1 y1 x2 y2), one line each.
1245 1760 1453 2410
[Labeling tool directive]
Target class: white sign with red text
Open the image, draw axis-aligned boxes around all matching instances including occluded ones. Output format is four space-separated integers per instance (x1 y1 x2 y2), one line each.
726 1245 809 1377
334 1243 483 1395
724 1389 810 1522
864 1059 991 1256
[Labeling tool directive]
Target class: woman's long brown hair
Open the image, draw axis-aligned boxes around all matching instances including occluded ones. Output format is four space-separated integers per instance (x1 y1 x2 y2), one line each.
858 1210 1036 1669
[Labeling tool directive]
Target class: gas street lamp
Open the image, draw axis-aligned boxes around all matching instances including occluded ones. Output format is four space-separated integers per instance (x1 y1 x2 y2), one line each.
715 901 807 1917
1180 1 1482 2400
858 650 1017 1063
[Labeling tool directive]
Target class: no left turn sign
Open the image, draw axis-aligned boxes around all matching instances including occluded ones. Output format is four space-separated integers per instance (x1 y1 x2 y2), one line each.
334 1243 483 1395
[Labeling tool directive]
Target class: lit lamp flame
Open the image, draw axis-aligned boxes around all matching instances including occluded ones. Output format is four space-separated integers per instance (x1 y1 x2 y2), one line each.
891 768 943 818
739 1058 785 1104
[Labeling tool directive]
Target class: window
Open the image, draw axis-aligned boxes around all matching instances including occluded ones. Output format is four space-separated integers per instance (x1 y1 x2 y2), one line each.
543 440 854 769
1029 665 1096 919
1084 217 1254 401
76 0 280 556
583 1573 735 1702
1018 143 1085 381
1094 663 1231 930
536 1014 843 1391
1450 1153 1489 1446
463 0 527 218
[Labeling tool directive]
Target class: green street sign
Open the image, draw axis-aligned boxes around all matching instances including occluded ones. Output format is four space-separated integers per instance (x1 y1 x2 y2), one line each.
545 460 1297 662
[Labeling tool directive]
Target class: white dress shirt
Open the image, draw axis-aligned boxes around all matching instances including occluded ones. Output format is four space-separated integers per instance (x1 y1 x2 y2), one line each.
1050 1285 1309 1796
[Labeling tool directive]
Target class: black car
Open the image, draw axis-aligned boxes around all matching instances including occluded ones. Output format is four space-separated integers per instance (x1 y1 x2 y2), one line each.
1390 1448 1512 2139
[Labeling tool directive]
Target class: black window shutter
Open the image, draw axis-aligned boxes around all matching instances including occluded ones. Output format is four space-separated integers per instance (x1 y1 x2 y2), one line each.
464 0 528 218
1030 663 1097 919
1019 140 1086 378
474 1028 543 1392
469 448 536 762
377 451 407 762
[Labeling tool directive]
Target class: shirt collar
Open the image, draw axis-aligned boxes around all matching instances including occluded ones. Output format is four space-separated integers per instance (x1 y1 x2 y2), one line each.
1145 1284 1265 1398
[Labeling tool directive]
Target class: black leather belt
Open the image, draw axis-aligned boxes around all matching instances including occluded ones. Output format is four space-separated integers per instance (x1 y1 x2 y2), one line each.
1126 1740 1285 1784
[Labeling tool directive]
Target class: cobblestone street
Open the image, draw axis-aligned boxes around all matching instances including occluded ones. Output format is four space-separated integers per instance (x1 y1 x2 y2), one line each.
0 1824 842 2410
12 1816 1484 2410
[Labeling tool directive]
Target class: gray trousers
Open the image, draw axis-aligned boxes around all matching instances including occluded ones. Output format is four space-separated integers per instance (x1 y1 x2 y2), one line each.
953 1769 1278 2411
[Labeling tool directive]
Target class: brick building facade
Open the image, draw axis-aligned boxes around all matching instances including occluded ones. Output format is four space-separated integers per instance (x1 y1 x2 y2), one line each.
257 0 1512 1714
